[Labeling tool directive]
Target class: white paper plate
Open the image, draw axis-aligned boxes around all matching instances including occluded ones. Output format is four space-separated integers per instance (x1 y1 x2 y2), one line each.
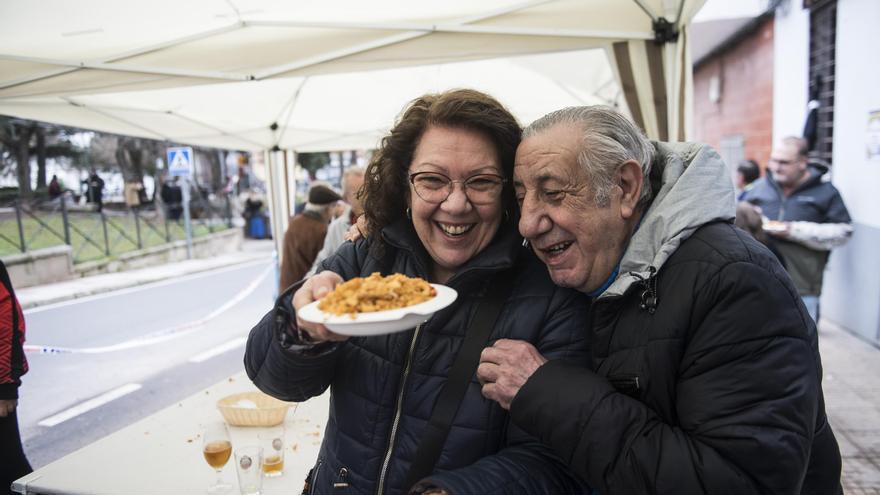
297 284 457 336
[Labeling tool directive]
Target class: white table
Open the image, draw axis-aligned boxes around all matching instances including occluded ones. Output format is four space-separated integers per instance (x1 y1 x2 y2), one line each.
13 373 330 495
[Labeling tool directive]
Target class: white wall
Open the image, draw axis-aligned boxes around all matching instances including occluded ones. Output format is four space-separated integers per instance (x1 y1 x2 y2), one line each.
772 0 809 143
832 0 880 229
820 0 880 342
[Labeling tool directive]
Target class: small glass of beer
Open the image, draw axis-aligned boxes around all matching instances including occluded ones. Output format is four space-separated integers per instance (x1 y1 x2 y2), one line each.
202 422 233 494
259 424 285 477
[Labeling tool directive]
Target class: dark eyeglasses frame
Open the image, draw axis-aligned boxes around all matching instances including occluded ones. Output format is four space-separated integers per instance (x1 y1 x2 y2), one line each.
408 171 507 205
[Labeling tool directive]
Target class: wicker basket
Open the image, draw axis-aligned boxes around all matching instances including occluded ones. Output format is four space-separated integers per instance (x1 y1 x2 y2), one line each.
217 391 295 427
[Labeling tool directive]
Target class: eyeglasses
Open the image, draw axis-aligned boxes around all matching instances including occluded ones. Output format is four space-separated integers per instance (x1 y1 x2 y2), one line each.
409 171 506 205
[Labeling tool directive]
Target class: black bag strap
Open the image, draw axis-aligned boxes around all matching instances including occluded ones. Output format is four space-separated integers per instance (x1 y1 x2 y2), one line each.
404 267 517 490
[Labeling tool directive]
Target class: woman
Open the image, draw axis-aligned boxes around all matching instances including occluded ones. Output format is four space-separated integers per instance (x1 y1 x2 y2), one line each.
245 89 590 495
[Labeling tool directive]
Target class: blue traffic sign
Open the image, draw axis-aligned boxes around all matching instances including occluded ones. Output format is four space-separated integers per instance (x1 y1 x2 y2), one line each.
167 147 194 177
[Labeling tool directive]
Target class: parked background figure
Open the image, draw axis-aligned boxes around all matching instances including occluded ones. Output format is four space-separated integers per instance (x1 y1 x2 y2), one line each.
0 260 32 492
277 184 341 291
306 166 366 277
743 136 852 322
82 169 105 212
734 201 785 267
160 176 184 221
47 175 62 200
243 191 270 240
735 159 760 200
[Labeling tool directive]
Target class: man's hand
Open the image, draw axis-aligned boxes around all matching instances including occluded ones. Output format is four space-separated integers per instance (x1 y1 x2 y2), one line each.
0 399 17 418
292 271 349 343
477 339 547 410
343 215 369 242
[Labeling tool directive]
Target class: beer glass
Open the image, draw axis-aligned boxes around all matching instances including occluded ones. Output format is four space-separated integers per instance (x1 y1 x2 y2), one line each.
234 446 264 495
259 424 285 477
202 422 233 494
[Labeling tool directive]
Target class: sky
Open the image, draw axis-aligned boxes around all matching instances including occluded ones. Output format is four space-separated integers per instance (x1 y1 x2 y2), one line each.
693 0 768 22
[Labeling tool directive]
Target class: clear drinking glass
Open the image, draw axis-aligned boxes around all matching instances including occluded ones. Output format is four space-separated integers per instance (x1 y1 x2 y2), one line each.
202 422 233 494
234 446 264 495
259 424 285 477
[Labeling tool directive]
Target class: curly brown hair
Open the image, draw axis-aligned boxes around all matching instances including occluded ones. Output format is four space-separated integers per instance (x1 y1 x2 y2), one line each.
361 88 522 254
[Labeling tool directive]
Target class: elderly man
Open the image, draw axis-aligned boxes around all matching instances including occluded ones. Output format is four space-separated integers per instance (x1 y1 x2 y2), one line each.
307 167 366 277
278 183 341 291
477 107 842 494
743 137 852 322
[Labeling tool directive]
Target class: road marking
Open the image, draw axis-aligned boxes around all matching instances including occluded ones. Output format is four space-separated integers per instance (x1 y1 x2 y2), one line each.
38 383 142 427
189 337 248 363
24 263 272 355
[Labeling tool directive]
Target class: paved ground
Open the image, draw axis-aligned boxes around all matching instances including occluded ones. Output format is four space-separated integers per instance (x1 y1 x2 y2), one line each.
10 242 880 492
820 320 880 494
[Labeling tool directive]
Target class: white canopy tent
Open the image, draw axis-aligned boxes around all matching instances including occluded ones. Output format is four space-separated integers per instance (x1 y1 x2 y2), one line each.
0 0 706 260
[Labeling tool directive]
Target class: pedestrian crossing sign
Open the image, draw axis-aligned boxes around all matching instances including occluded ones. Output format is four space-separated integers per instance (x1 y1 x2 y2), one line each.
167 147 194 177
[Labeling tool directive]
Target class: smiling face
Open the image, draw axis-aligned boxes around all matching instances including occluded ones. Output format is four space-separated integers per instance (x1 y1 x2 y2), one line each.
409 126 504 283
514 123 636 294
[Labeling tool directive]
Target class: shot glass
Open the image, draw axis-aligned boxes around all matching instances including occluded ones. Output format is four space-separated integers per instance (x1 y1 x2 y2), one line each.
259 425 285 478
234 446 263 495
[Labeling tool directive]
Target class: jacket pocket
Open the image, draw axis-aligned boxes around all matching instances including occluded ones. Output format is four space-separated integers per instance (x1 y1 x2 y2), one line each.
608 374 641 399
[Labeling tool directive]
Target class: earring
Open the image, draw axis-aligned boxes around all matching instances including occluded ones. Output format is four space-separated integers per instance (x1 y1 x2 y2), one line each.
405 207 411 219
522 239 530 248
504 210 510 222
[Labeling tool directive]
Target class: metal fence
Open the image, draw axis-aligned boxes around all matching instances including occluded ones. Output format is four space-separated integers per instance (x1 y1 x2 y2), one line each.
0 193 233 264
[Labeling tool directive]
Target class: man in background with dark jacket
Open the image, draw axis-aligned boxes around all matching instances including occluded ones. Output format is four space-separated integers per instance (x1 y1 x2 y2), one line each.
743 136 852 322
477 106 842 494
278 184 341 291
1 260 32 492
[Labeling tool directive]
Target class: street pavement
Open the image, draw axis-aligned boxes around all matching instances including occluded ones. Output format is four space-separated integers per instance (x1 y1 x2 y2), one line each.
13 241 880 492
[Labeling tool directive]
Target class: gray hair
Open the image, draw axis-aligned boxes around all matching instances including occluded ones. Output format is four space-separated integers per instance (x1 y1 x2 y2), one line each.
341 166 366 199
523 106 654 208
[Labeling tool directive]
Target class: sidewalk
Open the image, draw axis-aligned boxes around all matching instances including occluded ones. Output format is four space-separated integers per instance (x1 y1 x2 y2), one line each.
16 238 275 310
819 320 880 494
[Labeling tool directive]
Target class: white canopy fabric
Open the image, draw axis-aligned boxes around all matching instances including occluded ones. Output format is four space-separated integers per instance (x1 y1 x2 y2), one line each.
0 50 617 152
0 0 705 260
1 0 705 145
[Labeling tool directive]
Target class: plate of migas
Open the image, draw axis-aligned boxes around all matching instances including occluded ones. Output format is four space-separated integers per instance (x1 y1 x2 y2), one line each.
297 274 457 336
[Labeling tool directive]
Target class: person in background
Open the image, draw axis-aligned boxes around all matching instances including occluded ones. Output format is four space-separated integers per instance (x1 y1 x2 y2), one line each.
743 136 852 322
82 169 105 212
735 159 760 200
47 175 62 200
0 260 32 492
277 184 341 291
246 89 591 494
477 106 842 494
306 167 366 277
734 201 785 267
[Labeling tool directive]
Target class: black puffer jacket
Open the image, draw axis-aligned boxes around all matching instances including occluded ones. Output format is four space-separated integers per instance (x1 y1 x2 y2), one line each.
245 220 591 495
510 142 842 494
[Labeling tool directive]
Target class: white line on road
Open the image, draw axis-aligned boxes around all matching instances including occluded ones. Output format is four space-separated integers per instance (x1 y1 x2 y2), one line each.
38 383 142 427
23 259 271 315
24 263 273 355
189 337 248 363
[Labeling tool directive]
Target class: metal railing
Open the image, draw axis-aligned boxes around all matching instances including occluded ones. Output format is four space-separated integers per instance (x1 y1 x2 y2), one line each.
0 193 233 264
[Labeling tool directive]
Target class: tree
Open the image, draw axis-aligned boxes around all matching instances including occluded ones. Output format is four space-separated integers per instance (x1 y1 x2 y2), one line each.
0 117 37 197
297 152 330 180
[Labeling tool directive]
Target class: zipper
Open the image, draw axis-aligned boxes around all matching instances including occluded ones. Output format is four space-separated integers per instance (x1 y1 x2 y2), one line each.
608 374 641 399
376 324 423 495
308 459 324 495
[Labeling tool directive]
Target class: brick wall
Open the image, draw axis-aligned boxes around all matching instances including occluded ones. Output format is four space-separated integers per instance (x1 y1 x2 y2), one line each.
693 17 775 175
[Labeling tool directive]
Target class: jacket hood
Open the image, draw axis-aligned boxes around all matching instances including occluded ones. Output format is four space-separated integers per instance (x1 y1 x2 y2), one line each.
600 142 735 299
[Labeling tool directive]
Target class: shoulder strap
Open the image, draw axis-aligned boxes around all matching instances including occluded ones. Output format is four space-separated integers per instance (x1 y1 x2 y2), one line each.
404 268 517 490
